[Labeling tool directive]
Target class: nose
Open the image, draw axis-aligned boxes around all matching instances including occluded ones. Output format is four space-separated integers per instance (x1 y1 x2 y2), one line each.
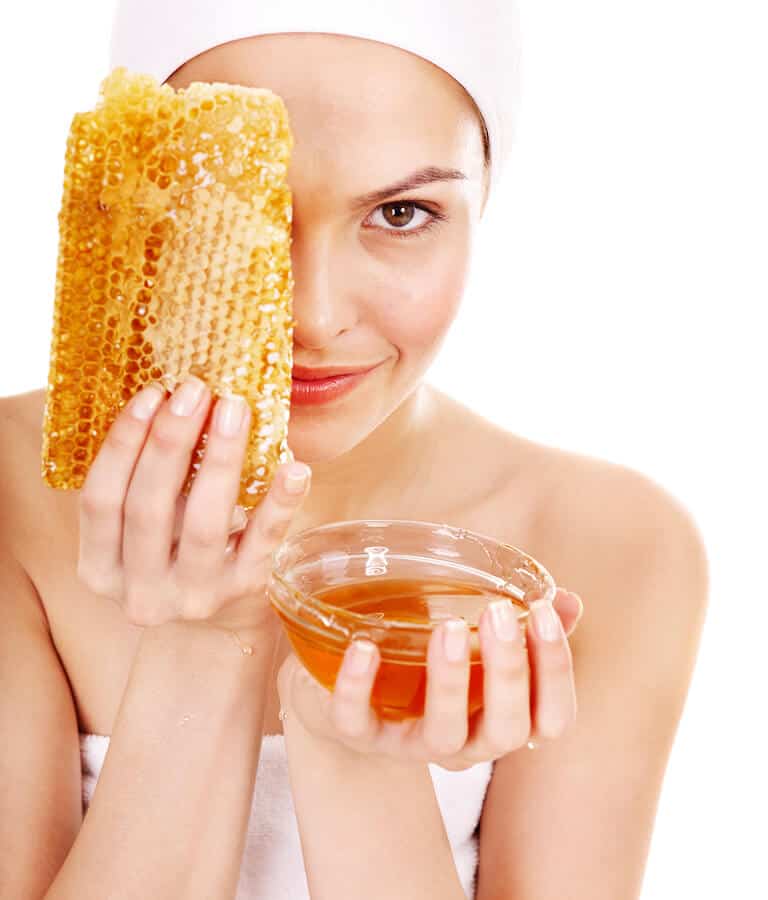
289 225 358 350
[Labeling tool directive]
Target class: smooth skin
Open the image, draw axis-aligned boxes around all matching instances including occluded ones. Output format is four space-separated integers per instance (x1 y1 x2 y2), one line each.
86 372 581 758
0 30 708 900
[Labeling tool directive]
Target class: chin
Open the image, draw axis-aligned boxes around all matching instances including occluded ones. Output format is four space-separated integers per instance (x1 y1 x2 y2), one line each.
283 367 423 465
284 414 375 465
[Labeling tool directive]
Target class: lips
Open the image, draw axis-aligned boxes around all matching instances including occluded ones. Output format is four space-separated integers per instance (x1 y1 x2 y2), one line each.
290 361 384 406
291 363 380 381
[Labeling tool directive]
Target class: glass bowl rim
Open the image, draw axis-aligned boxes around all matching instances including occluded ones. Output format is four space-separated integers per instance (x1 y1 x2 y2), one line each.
269 518 557 633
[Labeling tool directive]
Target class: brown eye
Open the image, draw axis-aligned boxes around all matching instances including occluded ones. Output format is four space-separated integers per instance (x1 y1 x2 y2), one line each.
381 202 416 228
365 200 445 239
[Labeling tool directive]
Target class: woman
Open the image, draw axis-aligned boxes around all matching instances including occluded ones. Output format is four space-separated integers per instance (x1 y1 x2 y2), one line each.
0 1 709 898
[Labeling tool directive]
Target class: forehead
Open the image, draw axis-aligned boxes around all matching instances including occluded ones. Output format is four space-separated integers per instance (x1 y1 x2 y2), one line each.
169 33 483 183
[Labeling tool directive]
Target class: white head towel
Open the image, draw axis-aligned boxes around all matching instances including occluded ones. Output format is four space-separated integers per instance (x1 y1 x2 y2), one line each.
109 0 521 196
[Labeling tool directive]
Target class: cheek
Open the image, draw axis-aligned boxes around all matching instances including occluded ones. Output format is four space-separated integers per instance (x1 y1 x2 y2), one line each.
368 237 472 353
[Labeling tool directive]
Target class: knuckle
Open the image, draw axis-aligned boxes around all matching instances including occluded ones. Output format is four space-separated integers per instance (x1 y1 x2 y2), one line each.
180 594 217 621
331 709 368 740
124 495 165 531
76 562 115 597
182 524 225 551
123 592 166 628
423 729 466 758
257 511 291 545
276 480 305 505
421 732 444 757
444 735 468 756
543 648 573 675
269 479 305 514
200 439 241 472
78 488 112 519
104 421 141 454
229 567 269 601
332 676 364 705
147 420 187 454
536 717 568 740
485 724 528 757
442 683 470 711
494 650 528 679
434 657 471 688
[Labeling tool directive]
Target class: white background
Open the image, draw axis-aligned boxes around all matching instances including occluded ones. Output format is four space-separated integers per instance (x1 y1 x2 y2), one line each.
1 2 765 897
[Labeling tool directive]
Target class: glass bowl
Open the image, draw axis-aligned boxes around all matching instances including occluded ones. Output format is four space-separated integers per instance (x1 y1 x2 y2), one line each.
269 519 556 721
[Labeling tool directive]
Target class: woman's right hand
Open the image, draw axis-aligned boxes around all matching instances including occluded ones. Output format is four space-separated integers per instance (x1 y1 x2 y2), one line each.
76 375 311 635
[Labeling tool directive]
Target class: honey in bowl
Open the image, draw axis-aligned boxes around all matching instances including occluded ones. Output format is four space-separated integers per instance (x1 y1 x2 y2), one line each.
273 575 529 721
269 520 556 722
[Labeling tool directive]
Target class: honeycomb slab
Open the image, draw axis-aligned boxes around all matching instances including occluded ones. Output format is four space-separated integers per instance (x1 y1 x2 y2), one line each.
41 67 295 510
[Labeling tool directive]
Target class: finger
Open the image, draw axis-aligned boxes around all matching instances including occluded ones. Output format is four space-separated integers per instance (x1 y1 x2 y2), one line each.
553 588 583 636
330 640 380 743
526 598 578 741
77 382 165 592
171 496 247 548
122 376 212 579
232 461 311 586
417 619 471 758
472 599 530 757
174 394 251 581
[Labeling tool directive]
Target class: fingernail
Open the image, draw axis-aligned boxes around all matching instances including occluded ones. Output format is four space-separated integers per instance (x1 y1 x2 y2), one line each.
214 394 248 437
130 384 164 420
346 640 375 676
489 598 520 641
443 619 469 662
169 376 206 416
530 600 561 642
568 591 582 605
284 463 311 494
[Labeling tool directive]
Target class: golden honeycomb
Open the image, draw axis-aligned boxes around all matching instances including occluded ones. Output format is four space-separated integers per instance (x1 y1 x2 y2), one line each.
41 67 295 511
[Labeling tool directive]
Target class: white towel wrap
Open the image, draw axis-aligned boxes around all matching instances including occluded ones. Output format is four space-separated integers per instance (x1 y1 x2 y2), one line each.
109 0 522 196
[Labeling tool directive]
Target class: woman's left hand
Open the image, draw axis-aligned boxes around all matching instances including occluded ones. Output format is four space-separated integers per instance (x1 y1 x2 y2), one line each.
276 587 583 770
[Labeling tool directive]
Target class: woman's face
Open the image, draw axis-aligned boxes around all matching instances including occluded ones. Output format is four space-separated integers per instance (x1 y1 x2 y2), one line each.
168 33 487 464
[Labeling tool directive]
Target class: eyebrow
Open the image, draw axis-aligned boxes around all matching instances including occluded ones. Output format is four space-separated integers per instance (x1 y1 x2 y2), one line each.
349 166 467 212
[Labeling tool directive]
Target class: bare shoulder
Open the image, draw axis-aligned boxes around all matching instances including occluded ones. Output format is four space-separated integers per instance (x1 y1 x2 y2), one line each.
474 430 710 897
0 388 44 506
546 445 709 608
495 432 711 697
0 385 46 420
535 441 708 570
0 388 61 568
426 387 709 595
0 387 47 468
479 414 710 658
0 390 52 622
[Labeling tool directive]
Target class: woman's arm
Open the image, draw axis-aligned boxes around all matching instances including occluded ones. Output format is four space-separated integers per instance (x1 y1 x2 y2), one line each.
45 618 280 900
474 472 710 900
284 717 467 900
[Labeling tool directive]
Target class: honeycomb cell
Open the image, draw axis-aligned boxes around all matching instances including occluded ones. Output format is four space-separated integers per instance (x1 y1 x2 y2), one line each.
42 67 295 511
